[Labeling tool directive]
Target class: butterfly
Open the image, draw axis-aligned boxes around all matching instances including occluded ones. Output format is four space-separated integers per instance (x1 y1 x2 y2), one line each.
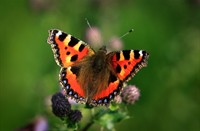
47 29 149 106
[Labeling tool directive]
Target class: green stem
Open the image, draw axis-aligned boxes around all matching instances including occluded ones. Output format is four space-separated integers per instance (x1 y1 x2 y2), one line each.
81 107 108 131
81 121 94 131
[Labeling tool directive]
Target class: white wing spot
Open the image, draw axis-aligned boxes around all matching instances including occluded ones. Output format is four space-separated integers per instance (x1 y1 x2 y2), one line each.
139 50 143 56
56 31 62 36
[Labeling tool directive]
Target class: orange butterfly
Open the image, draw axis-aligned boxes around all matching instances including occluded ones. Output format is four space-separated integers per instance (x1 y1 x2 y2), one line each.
47 29 149 106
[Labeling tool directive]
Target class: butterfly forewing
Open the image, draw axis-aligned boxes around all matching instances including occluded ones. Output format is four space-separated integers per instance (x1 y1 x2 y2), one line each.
47 29 95 67
108 50 149 82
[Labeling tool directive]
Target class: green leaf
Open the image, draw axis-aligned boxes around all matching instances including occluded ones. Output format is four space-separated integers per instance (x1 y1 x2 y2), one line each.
94 110 130 130
109 102 120 111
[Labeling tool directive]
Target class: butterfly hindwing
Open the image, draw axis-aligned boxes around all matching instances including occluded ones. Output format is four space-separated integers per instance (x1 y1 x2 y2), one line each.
90 72 123 106
108 50 149 81
59 66 86 103
47 29 95 67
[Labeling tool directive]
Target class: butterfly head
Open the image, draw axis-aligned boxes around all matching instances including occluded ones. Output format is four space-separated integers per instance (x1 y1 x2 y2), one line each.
99 45 107 54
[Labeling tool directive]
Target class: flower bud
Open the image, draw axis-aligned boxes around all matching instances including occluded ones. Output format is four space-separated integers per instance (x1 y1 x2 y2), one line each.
109 37 123 50
121 85 140 104
51 92 71 118
85 27 102 49
113 95 122 104
69 110 82 123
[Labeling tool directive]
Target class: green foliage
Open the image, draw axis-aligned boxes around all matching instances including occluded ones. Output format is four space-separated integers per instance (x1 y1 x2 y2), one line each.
94 110 129 130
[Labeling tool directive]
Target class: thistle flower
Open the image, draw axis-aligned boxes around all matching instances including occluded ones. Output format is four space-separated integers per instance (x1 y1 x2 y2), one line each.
16 116 48 131
68 110 82 123
121 85 140 104
51 92 71 118
29 0 54 11
34 116 48 131
61 88 78 105
109 37 123 50
113 95 122 104
85 27 103 49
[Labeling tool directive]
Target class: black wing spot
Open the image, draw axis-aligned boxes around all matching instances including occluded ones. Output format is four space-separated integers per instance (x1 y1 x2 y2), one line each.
70 66 80 75
123 50 131 60
109 72 117 83
134 50 140 59
58 33 67 41
68 36 79 47
52 30 58 34
116 64 121 73
66 51 70 55
142 51 148 58
79 44 85 52
65 47 68 50
116 52 120 61
71 54 78 62
124 65 127 69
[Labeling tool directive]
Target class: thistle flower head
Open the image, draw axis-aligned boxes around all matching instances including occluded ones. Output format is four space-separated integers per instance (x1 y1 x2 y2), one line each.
16 116 48 131
51 92 71 118
121 85 140 104
85 27 102 49
34 116 48 131
29 0 53 11
109 37 123 50
69 110 82 123
113 95 122 104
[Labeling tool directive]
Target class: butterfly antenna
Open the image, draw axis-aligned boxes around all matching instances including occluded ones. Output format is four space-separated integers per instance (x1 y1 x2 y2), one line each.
106 29 134 47
119 29 134 39
85 18 92 30
85 18 102 47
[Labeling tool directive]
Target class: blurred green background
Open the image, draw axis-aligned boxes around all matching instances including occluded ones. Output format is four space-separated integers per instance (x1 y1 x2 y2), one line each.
0 0 199 130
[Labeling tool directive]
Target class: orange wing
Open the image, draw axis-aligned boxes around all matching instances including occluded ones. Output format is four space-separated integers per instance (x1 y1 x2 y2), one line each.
90 50 149 106
108 50 149 81
47 29 95 67
91 72 123 106
60 66 123 106
60 67 86 103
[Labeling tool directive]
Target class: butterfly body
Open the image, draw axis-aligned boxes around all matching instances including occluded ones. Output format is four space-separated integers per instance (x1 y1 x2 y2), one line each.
48 29 149 106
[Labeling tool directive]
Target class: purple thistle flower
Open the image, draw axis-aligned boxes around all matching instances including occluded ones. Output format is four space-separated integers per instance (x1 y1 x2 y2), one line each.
51 92 71 118
109 37 123 50
68 110 82 123
114 95 122 104
16 116 48 131
34 116 48 131
121 85 140 104
61 88 78 105
29 0 54 11
85 27 103 49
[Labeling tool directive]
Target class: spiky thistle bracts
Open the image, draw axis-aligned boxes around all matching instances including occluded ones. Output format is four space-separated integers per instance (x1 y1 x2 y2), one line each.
51 92 82 123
